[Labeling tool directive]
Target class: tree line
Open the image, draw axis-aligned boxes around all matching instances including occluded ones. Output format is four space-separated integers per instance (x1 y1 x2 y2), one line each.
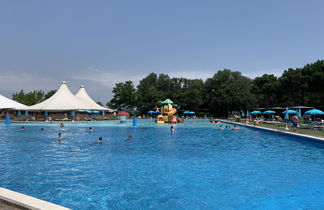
12 90 56 106
10 60 323 116
107 60 324 116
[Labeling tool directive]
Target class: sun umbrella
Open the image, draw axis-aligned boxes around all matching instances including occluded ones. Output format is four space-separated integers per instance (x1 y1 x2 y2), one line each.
17 111 21 116
282 110 298 115
250 110 261 115
91 110 100 114
284 108 290 120
241 111 245 117
263 110 275 114
148 111 155 114
189 111 195 114
305 109 324 115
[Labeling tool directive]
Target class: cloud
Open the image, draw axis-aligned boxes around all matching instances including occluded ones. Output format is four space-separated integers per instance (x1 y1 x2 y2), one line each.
0 72 59 95
243 68 284 79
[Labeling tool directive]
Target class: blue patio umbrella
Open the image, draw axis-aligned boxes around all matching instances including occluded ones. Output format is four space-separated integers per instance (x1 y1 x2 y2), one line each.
44 111 48 116
250 110 261 115
25 111 28 116
17 111 21 116
71 111 75 117
148 110 155 114
241 111 245 117
263 110 276 114
284 109 290 120
91 110 100 114
189 111 195 114
282 110 298 115
183 111 190 114
305 109 324 115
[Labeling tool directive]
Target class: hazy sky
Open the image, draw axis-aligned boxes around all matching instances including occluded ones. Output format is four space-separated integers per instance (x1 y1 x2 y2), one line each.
0 0 323 103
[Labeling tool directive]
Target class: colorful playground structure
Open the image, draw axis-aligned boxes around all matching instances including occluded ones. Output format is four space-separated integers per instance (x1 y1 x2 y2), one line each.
155 99 179 124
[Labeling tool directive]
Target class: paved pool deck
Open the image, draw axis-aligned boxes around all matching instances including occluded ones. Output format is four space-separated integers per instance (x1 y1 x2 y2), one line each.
219 119 324 143
0 188 70 210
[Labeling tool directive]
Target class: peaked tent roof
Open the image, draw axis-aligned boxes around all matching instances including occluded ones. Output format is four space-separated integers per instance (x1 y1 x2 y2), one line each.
75 85 111 111
0 94 27 109
26 81 92 111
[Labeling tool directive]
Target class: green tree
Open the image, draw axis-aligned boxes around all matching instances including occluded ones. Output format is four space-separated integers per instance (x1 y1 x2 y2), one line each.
44 90 56 100
136 73 161 112
107 81 136 110
252 74 279 107
204 69 255 116
12 90 45 106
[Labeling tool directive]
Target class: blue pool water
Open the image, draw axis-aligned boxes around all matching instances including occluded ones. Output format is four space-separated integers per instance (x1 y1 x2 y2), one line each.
1 120 324 209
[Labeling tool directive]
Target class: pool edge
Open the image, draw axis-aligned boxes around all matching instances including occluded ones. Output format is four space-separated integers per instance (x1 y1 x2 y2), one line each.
219 119 324 143
0 187 70 210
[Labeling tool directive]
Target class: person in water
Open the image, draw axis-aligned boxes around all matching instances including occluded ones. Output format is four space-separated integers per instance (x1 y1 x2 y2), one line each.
232 125 240 130
219 125 224 130
89 127 94 133
127 135 132 140
59 122 64 127
170 126 175 134
41 128 44 131
58 133 62 142
21 126 25 131
98 137 103 143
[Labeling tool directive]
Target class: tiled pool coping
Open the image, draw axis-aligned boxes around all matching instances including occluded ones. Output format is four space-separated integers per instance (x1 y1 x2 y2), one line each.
0 188 70 210
219 119 324 143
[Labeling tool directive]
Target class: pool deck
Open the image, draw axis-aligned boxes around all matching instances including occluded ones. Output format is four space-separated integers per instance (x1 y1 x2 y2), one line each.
0 187 70 210
219 119 324 143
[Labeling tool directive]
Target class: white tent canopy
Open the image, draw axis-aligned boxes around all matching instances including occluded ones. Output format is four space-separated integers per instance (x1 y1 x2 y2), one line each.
75 85 111 111
26 81 95 111
0 94 27 109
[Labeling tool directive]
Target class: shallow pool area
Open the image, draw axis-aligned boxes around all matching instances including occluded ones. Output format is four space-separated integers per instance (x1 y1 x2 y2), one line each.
1 120 324 209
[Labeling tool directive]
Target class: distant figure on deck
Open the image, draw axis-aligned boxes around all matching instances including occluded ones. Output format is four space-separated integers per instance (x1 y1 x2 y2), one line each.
59 122 64 127
58 133 62 142
291 114 299 133
89 127 94 133
232 125 240 130
170 126 175 135
253 119 260 126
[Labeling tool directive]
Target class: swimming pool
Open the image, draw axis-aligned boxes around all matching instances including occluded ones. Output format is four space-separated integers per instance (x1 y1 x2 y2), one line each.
1 120 323 209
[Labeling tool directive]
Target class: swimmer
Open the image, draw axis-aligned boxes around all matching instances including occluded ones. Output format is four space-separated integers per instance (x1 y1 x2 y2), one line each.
127 135 132 140
59 122 64 127
89 127 94 133
226 125 231 129
170 126 175 135
41 128 44 131
232 125 240 130
58 133 62 142
219 125 224 130
21 126 25 131
98 137 103 143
